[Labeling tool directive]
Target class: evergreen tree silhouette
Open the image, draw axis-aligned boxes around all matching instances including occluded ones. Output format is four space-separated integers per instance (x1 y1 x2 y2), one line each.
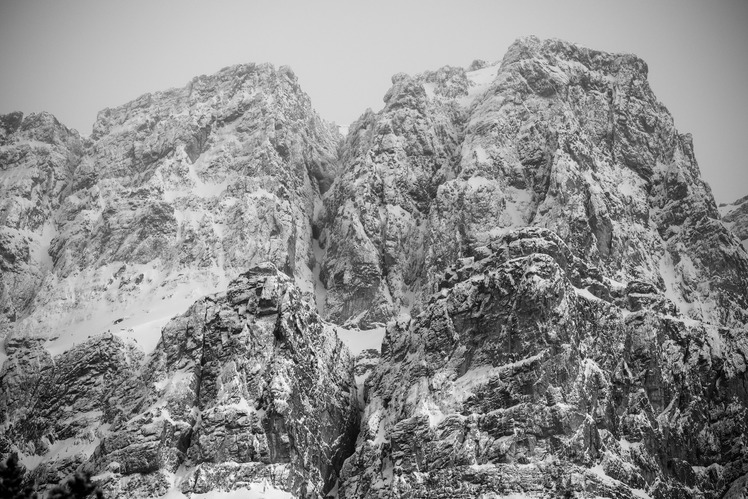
46 471 103 499
0 453 36 499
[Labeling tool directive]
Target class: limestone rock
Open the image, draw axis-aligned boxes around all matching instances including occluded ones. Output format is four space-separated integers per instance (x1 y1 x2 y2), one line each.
1 36 747 499
339 228 748 498
319 68 466 327
1 265 359 497
0 111 84 322
10 62 340 356
322 36 748 329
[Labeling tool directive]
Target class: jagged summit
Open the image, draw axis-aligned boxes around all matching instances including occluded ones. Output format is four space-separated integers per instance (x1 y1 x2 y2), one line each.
319 34 747 328
1 37 747 498
1 59 341 353
502 35 648 71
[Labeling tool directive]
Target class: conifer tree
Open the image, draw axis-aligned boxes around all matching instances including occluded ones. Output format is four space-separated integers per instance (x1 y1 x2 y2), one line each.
46 471 103 499
0 453 36 499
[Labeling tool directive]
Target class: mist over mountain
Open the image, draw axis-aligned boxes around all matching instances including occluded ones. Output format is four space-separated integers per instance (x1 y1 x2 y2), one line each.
1 36 747 499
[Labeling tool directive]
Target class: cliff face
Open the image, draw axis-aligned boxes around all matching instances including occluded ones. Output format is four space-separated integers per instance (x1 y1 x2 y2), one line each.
1 36 747 499
721 195 748 250
339 228 748 498
1 265 358 498
321 36 748 329
6 63 339 357
0 111 84 322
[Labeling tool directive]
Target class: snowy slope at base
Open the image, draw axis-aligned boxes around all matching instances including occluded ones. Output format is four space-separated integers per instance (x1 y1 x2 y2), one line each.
335 326 386 356
162 483 293 499
457 62 500 108
38 264 235 357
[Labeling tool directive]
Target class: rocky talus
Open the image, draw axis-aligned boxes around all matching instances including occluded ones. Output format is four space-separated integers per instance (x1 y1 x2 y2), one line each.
0 36 747 499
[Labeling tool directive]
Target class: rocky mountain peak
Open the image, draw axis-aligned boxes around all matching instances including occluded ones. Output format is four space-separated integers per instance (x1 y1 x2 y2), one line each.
319 35 748 329
501 35 649 78
1 36 747 498
2 60 342 355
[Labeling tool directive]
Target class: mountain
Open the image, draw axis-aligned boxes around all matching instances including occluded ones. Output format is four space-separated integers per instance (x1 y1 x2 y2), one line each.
1 36 747 498
2 63 339 356
0 111 84 323
320 36 748 329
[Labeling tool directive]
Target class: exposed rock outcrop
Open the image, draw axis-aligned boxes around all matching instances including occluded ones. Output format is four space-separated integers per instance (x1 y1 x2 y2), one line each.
321 36 748 329
5 62 340 356
1 36 747 499
0 112 84 322
1 265 359 497
318 68 467 327
340 228 748 498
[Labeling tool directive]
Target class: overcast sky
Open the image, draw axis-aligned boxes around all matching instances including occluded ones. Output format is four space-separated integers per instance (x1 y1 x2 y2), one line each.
1 0 746 203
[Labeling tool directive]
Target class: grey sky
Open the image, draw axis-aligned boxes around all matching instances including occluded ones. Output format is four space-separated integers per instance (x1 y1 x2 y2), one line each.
1 0 746 203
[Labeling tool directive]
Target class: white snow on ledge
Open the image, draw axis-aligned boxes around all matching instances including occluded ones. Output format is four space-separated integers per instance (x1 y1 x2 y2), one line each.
162 483 293 499
335 326 386 356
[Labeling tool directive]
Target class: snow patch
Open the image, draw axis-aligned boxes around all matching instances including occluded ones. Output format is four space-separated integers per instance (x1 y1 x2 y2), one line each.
658 252 690 314
588 461 653 499
457 63 500 107
335 326 386 356
422 82 436 100
574 287 602 302
467 175 491 189
41 264 233 358
162 483 293 499
19 435 101 471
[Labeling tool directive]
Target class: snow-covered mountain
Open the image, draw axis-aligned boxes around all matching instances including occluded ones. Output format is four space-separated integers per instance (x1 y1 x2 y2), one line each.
2 63 339 358
1 37 747 498
320 36 747 329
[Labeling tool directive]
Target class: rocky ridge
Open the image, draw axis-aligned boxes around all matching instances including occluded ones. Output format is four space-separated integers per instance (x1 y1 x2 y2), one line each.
339 227 748 498
0 111 84 323
3 62 340 358
0 36 747 498
320 36 748 329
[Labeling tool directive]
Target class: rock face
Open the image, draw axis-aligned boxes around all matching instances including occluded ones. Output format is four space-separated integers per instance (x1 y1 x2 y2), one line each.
319 68 465 326
0 111 84 322
321 36 748 329
721 195 748 250
6 62 340 355
1 265 358 497
339 227 748 498
1 36 748 499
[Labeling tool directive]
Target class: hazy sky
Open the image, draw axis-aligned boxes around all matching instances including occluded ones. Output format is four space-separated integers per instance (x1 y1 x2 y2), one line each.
1 0 746 203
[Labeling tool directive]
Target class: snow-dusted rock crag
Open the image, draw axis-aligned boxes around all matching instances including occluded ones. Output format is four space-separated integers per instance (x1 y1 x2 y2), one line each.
0 111 84 323
4 62 339 355
321 36 748 329
95 265 358 498
1 36 748 498
340 228 748 498
721 195 748 250
2 265 358 498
